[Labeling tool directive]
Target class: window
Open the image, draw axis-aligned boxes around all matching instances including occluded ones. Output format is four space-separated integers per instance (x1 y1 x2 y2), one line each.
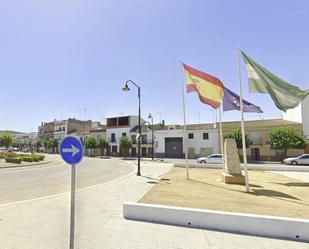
188 133 194 139
203 133 209 140
107 118 117 127
300 155 309 159
122 132 127 137
118 116 129 126
250 132 261 145
111 133 116 142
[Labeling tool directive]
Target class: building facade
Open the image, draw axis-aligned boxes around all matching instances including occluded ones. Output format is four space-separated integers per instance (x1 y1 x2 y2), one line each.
221 119 304 161
106 115 140 156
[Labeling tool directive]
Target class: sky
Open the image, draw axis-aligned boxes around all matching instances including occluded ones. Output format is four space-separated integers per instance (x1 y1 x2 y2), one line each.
0 0 308 132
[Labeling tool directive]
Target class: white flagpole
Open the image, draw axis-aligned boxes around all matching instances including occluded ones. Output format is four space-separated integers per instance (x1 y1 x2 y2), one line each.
237 46 250 192
181 62 189 179
218 106 224 170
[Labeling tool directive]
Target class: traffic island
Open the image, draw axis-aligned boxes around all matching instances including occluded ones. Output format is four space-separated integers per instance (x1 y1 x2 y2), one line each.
124 167 309 241
0 154 60 169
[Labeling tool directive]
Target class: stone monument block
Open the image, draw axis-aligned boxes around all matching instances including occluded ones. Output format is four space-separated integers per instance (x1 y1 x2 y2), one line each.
222 138 245 184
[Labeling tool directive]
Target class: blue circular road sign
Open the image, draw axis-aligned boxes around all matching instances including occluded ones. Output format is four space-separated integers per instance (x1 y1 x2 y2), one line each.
60 136 84 165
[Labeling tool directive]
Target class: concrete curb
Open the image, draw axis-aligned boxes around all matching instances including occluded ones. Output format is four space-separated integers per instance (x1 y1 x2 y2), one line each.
123 202 309 242
174 163 309 172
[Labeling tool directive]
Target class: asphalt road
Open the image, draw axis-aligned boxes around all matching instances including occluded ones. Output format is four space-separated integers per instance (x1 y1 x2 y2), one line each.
0 157 135 204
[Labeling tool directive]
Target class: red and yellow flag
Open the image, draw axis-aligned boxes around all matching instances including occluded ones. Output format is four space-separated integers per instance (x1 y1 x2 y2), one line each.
183 63 224 109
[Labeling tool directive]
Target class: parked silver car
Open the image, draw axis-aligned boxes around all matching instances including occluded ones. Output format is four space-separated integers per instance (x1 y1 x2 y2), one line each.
197 154 223 164
283 154 309 165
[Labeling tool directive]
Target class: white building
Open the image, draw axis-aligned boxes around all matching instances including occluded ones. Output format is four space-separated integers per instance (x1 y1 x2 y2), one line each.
104 115 220 158
283 94 309 140
152 125 219 159
106 115 141 155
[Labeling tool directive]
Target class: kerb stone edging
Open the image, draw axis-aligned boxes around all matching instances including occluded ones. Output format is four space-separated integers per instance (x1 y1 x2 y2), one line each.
174 163 309 172
123 202 309 242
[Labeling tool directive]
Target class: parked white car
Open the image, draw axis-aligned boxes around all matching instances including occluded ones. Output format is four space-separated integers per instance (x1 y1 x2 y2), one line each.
283 154 309 165
197 154 223 164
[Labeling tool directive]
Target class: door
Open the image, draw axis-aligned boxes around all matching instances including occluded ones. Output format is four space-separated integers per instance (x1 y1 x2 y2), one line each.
165 137 183 158
304 155 309 165
251 148 260 161
142 147 147 157
299 154 309 165
188 147 195 159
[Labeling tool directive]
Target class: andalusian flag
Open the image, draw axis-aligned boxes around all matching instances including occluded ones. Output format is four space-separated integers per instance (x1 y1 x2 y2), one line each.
241 51 308 112
183 63 224 108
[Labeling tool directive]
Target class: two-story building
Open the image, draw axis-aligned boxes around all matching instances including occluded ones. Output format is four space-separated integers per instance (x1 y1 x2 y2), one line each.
106 115 141 156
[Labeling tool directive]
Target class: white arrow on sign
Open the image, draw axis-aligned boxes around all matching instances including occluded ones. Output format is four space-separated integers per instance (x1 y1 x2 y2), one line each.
63 144 80 157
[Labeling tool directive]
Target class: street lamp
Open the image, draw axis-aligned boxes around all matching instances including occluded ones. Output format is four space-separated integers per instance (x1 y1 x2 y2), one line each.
122 80 141 176
148 113 154 160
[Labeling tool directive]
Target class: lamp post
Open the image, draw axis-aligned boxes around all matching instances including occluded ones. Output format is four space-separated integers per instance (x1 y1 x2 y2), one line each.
122 80 141 176
148 113 154 160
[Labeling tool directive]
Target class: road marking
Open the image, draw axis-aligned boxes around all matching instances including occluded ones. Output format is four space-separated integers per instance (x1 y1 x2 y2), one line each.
0 160 136 207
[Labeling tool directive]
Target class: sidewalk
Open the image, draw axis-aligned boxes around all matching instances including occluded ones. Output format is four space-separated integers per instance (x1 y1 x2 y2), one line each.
0 161 308 249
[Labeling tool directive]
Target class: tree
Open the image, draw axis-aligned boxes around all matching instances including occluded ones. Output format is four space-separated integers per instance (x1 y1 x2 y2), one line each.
224 128 250 149
97 136 108 156
49 139 59 153
85 136 97 157
12 140 21 149
36 139 42 152
85 136 97 149
269 127 306 159
0 133 14 150
120 136 133 158
42 139 49 152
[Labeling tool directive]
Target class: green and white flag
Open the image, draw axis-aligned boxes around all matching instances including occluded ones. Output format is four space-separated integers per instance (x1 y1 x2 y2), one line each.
241 51 308 112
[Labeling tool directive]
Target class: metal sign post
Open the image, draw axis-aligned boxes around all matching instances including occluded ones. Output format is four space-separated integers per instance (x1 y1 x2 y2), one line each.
70 163 76 249
60 136 84 249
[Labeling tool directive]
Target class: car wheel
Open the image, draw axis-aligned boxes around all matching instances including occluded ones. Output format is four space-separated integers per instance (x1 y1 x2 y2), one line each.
292 161 298 165
200 160 206 164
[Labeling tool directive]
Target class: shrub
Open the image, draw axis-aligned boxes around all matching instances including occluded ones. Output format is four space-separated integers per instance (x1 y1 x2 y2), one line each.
31 154 45 161
5 157 22 164
0 152 17 158
21 156 33 162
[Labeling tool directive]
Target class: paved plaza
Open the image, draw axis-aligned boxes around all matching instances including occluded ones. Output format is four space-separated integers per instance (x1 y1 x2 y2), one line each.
0 160 308 249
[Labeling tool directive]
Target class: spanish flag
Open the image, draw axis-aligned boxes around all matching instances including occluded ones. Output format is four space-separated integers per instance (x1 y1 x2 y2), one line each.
183 63 224 109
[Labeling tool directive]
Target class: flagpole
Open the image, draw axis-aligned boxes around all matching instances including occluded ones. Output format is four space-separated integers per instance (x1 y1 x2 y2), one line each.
181 62 189 179
218 106 224 170
237 46 250 192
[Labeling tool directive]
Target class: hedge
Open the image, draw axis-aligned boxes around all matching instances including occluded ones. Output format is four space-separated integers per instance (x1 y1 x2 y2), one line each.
2 154 45 163
21 156 33 162
5 157 22 164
